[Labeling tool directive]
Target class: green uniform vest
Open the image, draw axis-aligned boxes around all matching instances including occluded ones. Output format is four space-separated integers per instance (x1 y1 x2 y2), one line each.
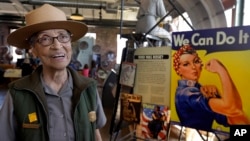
9 66 97 141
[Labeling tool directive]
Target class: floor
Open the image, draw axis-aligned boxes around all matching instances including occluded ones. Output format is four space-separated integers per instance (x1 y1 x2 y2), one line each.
0 83 230 141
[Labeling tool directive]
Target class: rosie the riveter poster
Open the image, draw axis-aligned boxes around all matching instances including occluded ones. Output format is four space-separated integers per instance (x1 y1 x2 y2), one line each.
170 26 250 135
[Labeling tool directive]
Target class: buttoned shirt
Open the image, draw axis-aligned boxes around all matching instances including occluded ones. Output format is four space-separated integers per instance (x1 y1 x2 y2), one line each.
0 70 106 141
175 80 229 131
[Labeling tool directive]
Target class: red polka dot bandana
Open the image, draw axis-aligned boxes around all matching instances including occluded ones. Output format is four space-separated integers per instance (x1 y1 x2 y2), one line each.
173 44 197 74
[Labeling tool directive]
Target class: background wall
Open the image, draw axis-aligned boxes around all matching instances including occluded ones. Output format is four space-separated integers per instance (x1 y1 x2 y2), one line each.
88 26 133 71
0 23 134 72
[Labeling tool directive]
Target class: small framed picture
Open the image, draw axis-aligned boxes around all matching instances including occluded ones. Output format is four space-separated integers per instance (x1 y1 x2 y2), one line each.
119 62 136 87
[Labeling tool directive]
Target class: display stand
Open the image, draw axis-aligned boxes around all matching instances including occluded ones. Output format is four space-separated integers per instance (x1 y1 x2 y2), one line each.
109 0 195 140
109 33 163 141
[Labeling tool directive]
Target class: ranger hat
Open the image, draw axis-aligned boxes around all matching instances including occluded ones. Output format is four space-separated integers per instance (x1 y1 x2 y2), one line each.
7 4 88 49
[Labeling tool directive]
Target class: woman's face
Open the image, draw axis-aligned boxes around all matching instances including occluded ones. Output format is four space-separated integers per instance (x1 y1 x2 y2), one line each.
31 29 72 70
177 53 202 81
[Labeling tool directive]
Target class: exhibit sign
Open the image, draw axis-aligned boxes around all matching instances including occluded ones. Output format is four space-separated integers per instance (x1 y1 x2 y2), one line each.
134 46 172 106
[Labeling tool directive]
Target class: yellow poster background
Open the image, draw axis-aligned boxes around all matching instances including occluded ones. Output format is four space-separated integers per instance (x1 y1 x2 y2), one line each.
170 49 250 132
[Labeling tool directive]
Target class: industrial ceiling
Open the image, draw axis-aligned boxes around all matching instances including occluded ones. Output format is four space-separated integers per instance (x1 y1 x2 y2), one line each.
0 0 235 29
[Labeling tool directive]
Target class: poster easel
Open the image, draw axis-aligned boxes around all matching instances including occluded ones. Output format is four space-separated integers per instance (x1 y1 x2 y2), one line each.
109 33 166 141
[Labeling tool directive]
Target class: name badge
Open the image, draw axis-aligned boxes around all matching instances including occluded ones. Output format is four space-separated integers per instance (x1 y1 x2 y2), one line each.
88 111 96 122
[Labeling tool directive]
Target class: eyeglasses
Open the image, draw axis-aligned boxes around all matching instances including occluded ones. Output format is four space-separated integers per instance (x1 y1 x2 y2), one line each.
36 33 72 46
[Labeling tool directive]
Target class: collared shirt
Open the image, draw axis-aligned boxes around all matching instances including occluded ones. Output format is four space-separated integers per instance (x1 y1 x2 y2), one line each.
175 80 229 131
0 70 106 141
41 72 75 141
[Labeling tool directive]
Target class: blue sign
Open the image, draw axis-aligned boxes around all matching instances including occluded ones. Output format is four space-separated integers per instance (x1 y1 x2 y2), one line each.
172 26 250 54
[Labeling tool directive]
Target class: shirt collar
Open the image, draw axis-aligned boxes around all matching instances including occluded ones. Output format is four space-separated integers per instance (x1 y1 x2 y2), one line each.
40 69 73 94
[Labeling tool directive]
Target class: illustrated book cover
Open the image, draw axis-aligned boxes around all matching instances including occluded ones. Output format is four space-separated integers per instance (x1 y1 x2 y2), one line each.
120 93 142 123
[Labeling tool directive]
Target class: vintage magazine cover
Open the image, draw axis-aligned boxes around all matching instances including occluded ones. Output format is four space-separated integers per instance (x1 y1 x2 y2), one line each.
119 62 136 87
120 93 142 123
136 103 170 140
170 25 250 139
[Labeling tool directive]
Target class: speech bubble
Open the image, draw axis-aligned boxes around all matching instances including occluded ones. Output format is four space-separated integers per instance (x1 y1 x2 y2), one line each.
172 25 250 55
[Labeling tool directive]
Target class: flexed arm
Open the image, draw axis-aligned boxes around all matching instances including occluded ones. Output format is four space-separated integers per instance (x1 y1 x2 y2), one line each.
205 59 250 124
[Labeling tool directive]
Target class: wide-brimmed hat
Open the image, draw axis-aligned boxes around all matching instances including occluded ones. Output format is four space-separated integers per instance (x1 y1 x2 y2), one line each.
7 4 88 49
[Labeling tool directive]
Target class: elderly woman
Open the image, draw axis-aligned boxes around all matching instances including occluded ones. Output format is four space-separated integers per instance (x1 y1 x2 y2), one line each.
0 4 106 141
173 44 249 131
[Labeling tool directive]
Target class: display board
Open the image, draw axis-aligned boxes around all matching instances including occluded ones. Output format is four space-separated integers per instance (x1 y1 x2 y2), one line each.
131 46 172 140
133 47 172 106
170 25 250 136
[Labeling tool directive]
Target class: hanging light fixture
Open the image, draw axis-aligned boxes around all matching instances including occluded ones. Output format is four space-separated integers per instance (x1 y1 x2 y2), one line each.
70 0 84 20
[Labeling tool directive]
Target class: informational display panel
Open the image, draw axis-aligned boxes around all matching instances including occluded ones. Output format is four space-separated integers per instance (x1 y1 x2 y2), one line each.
133 47 171 106
133 47 172 140
170 26 250 135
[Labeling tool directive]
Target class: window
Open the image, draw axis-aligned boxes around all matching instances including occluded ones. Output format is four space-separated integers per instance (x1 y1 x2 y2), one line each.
116 35 127 64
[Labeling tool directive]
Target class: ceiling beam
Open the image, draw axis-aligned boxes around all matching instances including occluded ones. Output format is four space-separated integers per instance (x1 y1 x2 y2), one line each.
0 15 137 28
